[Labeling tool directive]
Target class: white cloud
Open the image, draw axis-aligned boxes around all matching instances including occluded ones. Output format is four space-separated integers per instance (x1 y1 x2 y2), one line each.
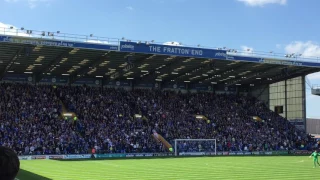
237 0 287 7
307 72 320 80
284 41 320 81
4 0 51 9
163 41 182 46
126 6 134 11
228 45 254 56
284 41 320 58
86 40 109 44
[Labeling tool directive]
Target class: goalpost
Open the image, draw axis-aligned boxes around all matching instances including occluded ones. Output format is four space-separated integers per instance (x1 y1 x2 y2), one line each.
174 139 217 156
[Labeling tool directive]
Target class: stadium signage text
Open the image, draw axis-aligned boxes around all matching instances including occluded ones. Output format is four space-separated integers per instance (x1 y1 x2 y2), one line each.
260 59 303 66
64 154 91 159
215 53 235 60
17 150 310 161
180 152 205 156
32 156 46 160
0 35 119 51
96 154 126 158
48 155 64 159
119 41 227 59
148 46 203 56
19 156 31 160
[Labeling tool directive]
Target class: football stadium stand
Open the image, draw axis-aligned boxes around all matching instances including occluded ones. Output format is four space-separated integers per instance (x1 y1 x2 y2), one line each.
0 27 319 155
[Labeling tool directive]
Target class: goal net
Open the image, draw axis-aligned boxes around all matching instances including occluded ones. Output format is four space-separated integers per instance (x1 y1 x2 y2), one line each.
174 139 216 156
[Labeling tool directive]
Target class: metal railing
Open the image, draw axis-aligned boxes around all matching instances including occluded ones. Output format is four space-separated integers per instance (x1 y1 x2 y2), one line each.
312 85 320 89
0 27 119 45
0 27 320 63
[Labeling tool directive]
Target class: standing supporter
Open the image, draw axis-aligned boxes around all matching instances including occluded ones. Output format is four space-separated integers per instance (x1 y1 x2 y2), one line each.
0 83 315 155
0 146 20 180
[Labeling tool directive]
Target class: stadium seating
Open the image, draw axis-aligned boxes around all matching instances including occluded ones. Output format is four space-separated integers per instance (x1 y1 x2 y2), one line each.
0 83 315 155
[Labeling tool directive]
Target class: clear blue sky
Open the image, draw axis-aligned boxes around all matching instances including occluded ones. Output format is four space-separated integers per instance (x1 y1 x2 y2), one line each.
0 0 319 118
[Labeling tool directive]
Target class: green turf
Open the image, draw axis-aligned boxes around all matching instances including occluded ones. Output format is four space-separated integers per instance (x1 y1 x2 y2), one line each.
16 156 320 180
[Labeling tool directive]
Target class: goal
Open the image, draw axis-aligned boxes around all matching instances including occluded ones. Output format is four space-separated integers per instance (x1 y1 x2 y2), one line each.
174 139 217 156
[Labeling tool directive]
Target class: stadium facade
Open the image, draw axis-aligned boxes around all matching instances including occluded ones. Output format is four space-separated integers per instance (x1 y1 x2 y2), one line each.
0 27 319 132
307 118 320 134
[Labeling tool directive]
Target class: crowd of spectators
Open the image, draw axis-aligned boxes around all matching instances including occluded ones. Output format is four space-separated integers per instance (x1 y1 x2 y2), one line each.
0 83 316 155
0 83 88 155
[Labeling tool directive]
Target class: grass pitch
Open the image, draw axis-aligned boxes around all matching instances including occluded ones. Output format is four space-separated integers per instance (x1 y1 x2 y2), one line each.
17 156 319 180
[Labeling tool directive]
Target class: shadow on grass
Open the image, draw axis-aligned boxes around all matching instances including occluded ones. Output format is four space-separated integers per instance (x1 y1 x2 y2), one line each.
16 169 52 180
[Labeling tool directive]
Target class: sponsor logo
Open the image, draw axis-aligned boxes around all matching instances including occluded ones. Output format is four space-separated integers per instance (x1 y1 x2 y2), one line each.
121 44 135 51
32 156 46 159
217 152 223 155
1 36 10 42
215 53 227 58
153 153 170 157
65 154 91 159
19 156 30 160
259 59 302 66
253 152 260 155
49 155 63 159
229 152 236 155
110 46 119 50
97 154 126 158
180 152 205 156
244 152 251 155
223 152 229 155
214 52 235 60
265 152 272 155
126 154 135 157
293 150 312 155
280 151 289 155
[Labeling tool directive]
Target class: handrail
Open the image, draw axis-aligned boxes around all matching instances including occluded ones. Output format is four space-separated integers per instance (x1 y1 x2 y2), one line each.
0 27 320 63
312 85 320 89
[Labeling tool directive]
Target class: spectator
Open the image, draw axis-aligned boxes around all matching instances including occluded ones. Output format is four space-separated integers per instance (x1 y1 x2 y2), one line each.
0 83 315 155
0 146 20 180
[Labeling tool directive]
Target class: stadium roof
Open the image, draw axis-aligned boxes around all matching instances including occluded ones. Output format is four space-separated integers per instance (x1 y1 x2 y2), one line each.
0 27 319 87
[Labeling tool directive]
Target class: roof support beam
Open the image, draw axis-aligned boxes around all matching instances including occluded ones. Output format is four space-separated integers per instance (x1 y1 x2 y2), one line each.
69 52 111 84
189 62 249 84
137 57 186 83
0 46 25 80
36 51 70 83
265 67 316 84
111 54 154 81
225 65 281 86
171 60 217 83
